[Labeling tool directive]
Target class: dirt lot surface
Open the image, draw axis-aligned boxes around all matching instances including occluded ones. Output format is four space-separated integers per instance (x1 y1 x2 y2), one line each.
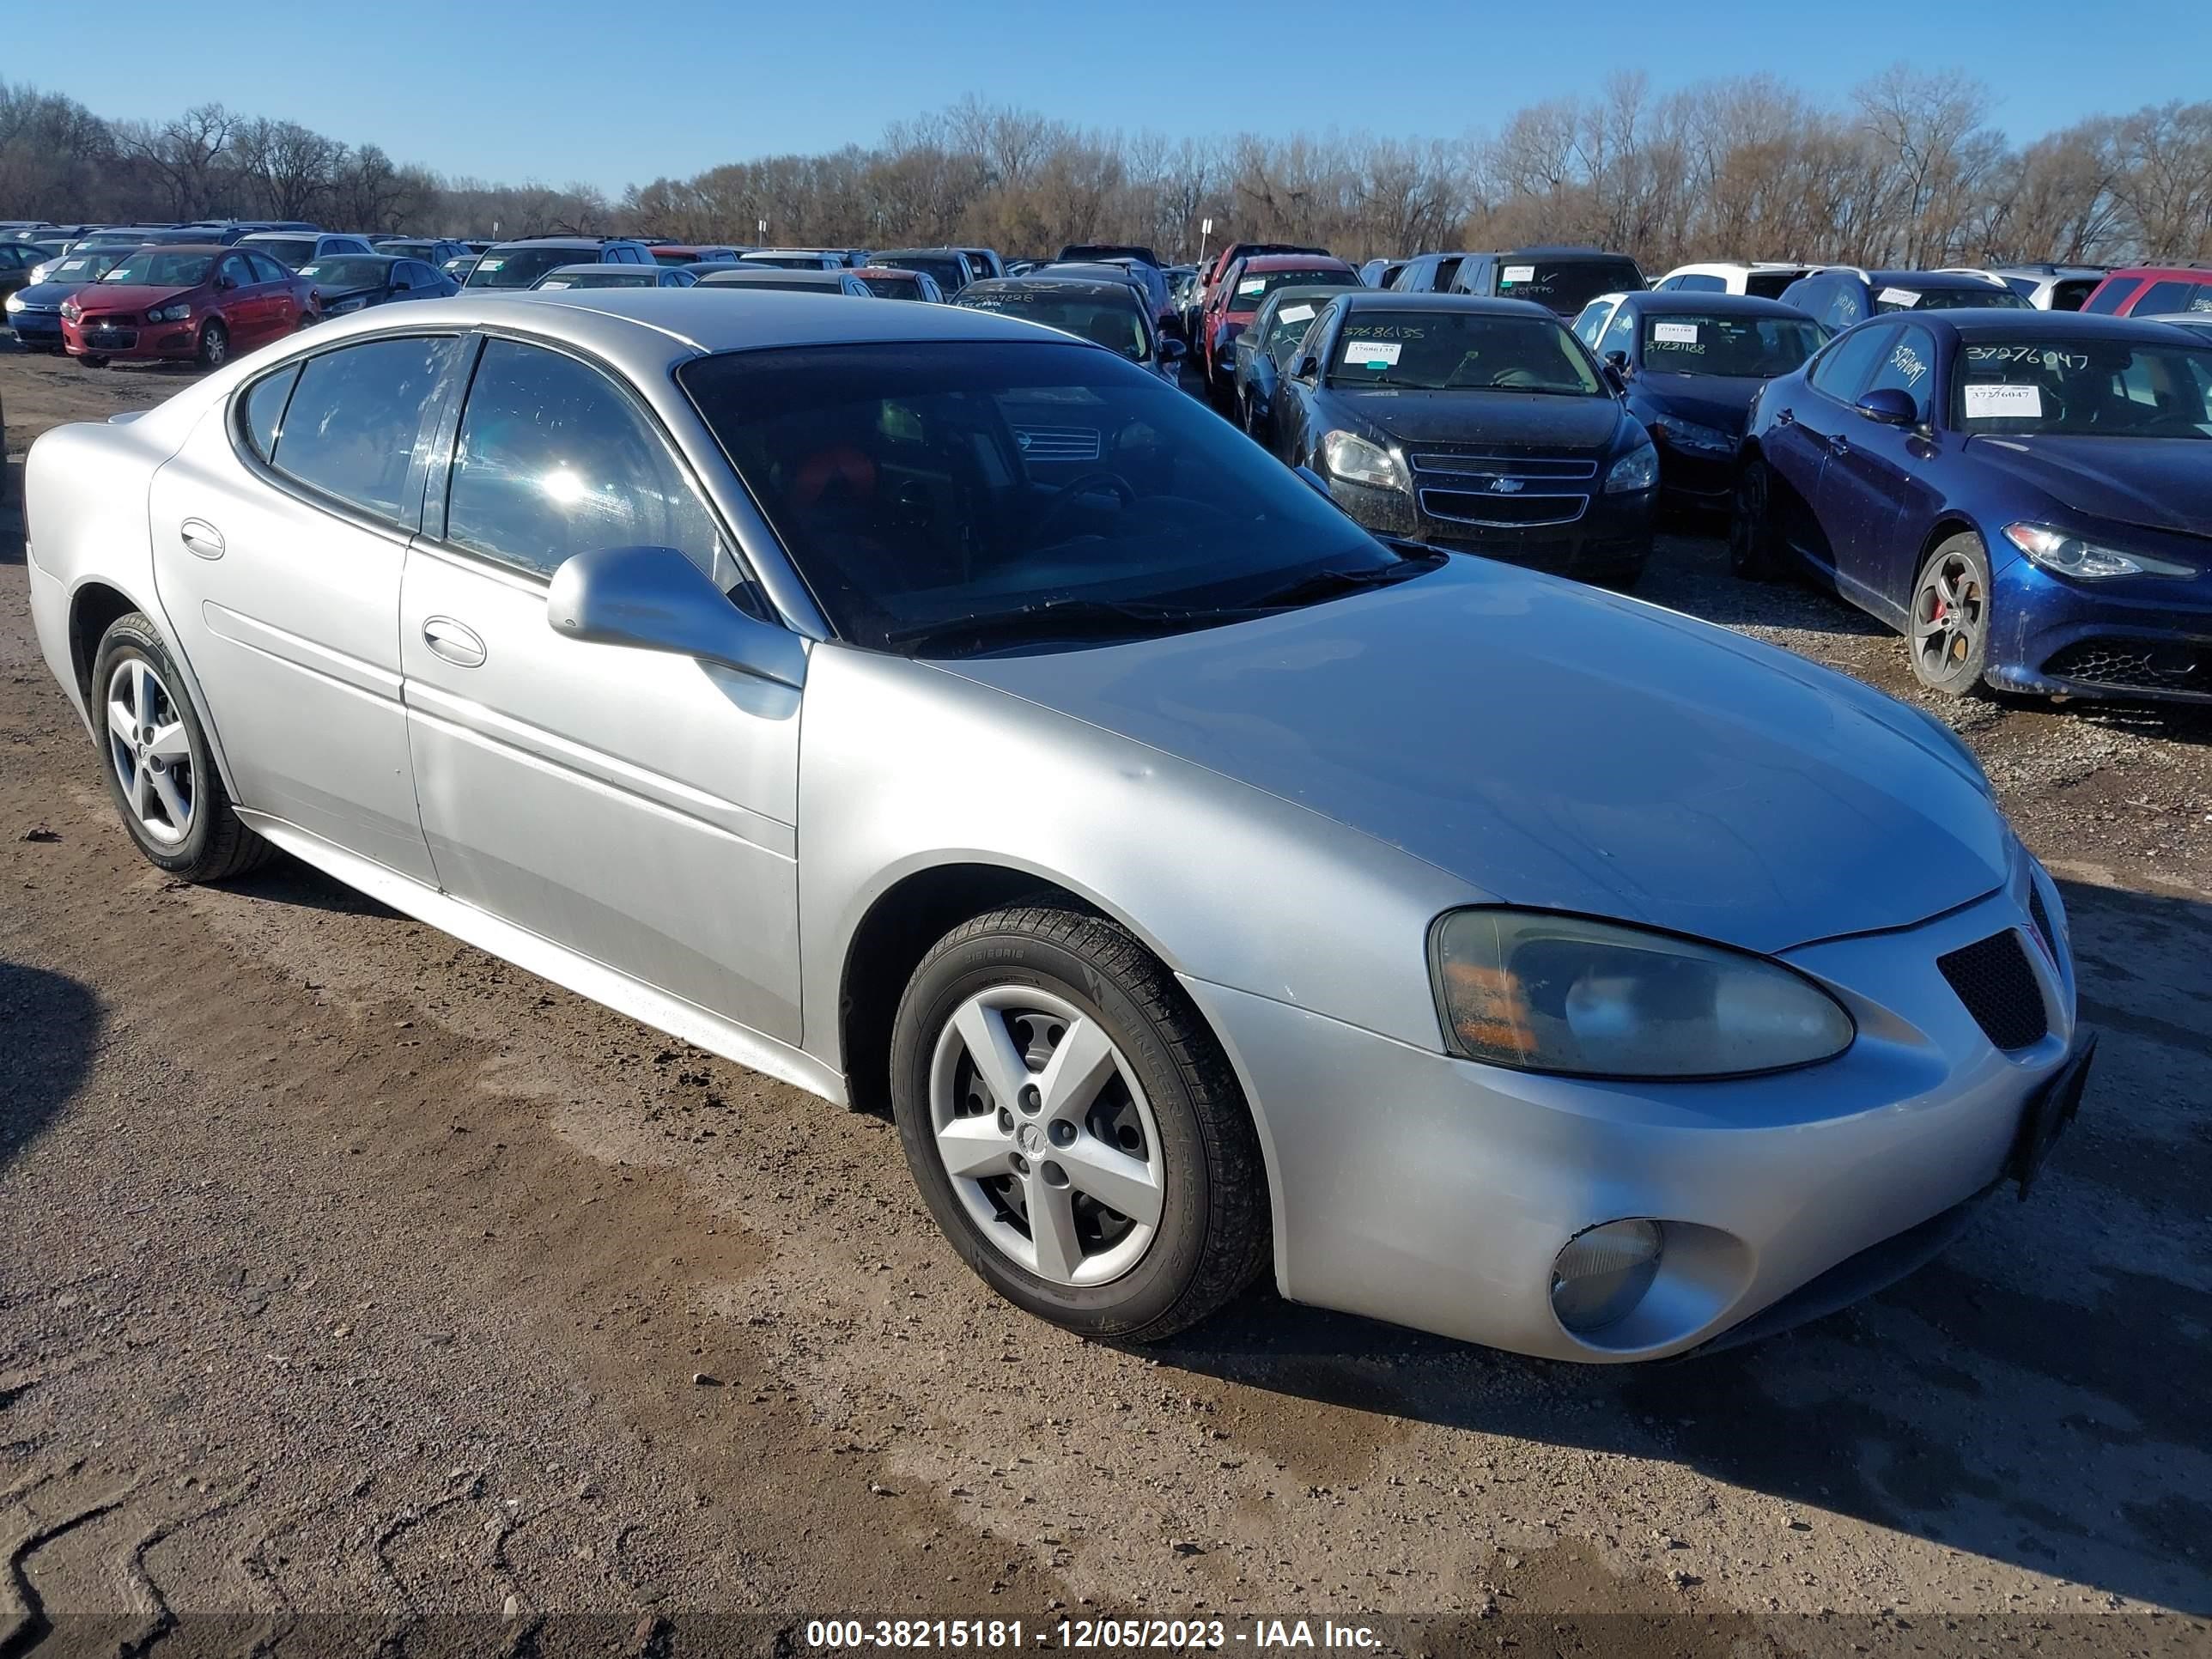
3 349 2210 1657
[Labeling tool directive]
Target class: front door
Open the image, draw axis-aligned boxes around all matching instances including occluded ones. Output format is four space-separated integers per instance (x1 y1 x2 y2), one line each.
149 331 459 882
399 334 804 1042
1814 324 1938 624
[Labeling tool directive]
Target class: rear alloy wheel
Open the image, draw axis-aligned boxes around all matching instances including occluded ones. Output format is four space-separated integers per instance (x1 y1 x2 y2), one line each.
1909 534 1994 697
91 613 270 880
195 319 229 369
1729 459 1781 580
891 905 1268 1341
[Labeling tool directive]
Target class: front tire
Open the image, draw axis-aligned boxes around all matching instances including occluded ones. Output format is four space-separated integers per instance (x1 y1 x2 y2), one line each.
1729 458 1781 580
1908 535 1994 697
890 905 1269 1342
91 614 270 880
195 319 229 369
78 354 110 369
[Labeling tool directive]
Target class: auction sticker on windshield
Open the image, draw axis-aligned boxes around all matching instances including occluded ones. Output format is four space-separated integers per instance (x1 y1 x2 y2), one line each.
478 258 504 271
1238 278 1266 296
1963 382 2042 419
1653 322 1699 344
1279 304 1315 323
1878 287 1921 307
1344 341 1402 368
1503 264 1536 283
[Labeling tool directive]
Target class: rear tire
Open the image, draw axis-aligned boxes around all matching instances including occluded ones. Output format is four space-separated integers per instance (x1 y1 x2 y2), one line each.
90 613 270 881
1729 458 1781 580
890 905 1269 1343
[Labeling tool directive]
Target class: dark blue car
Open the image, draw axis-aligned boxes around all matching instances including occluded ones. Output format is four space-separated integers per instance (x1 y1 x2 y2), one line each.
1576 290 1826 512
1735 310 2212 703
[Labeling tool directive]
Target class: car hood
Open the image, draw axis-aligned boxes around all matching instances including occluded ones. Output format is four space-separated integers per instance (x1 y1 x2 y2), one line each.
1325 387 1626 451
72 283 194 313
1632 373 1771 434
1966 434 2212 536
943 559 2006 956
11 280 95 307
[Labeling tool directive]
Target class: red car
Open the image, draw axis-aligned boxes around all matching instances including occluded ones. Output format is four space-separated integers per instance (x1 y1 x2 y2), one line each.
61 244 316 369
2080 264 2212 318
1199 252 1357 400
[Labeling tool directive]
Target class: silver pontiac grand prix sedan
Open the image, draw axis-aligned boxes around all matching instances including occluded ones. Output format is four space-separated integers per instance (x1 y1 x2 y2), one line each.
24 290 2093 1361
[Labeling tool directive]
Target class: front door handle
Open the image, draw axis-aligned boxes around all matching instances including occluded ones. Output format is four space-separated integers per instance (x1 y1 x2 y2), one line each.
1829 434 1850 456
179 519 225 560
1773 407 1795 427
422 617 487 668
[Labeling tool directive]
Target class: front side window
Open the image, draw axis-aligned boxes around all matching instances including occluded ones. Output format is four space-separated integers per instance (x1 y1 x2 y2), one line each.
1951 337 2212 438
1743 270 1800 300
1672 273 1725 294
1639 313 1824 377
2080 279 2133 315
1808 325 1893 400
1598 306 1636 360
1859 325 1938 422
2133 279 2212 315
264 336 455 521
679 341 1399 653
445 339 725 580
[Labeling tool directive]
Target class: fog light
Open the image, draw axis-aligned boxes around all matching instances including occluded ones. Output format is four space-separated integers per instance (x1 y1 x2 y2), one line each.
1551 1219 1663 1334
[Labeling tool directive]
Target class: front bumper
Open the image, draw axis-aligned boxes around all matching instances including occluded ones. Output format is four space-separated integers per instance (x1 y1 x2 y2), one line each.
9 307 65 348
1653 440 1739 508
64 314 199 360
1182 877 2078 1363
1327 472 1656 581
1986 550 2212 703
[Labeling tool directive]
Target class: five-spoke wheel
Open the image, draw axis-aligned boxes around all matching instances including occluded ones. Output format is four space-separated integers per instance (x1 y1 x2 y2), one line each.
106 656 196 846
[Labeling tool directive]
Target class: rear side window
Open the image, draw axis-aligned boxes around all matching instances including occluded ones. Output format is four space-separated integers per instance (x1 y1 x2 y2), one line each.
240 363 300 459
2080 279 2133 315
1743 271 1798 300
443 338 725 580
2048 281 2097 312
1674 273 1725 293
1808 325 1893 400
266 336 455 523
2134 279 2212 315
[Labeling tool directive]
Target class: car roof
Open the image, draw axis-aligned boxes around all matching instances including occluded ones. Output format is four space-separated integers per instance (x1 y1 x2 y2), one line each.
699 269 848 287
492 236 617 249
1931 308 2208 343
545 263 657 275
1861 270 2008 289
1340 290 1558 319
870 247 961 258
961 276 1139 302
1491 245 1637 259
1616 291 1809 318
2094 264 2212 280
1240 253 1353 272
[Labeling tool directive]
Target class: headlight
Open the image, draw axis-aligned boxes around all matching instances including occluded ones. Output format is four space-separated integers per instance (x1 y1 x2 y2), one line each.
329 296 367 313
1654 417 1734 455
1430 908 1854 1079
2004 522 2193 580
3 291 21 313
148 301 192 323
1603 440 1659 494
1321 429 1405 490
59 300 81 322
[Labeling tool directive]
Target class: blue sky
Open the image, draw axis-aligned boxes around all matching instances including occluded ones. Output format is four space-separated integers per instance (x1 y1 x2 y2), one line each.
10 0 2209 195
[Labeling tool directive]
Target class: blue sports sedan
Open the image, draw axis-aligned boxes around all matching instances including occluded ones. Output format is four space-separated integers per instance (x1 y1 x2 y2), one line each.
1735 310 2212 702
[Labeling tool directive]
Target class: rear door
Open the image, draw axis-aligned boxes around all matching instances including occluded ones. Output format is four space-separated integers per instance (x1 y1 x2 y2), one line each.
1765 323 1891 574
149 332 459 881
398 333 804 1042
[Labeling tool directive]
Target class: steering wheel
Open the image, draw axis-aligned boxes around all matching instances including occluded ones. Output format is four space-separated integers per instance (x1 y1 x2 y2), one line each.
1031 471 1137 544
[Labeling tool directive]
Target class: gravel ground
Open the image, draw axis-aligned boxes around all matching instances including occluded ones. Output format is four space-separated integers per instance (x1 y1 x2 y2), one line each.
3 348 2210 1657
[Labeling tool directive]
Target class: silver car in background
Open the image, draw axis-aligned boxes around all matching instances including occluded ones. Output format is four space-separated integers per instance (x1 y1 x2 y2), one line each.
22 290 2090 1361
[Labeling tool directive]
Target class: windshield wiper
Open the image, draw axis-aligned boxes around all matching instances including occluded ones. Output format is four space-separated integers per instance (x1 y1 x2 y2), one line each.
885 597 1230 654
1240 550 1447 611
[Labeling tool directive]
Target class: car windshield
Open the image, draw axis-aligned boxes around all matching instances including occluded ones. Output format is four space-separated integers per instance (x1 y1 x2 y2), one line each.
1951 338 2212 439
468 247 591 289
1495 259 1644 313
300 257 389 289
100 252 214 287
744 253 832 269
550 270 650 289
249 239 318 267
1328 311 1604 395
1260 297 1334 356
380 241 434 259
709 274 837 292
1227 267 1346 311
859 273 921 297
1640 313 1824 377
47 253 118 281
877 255 967 290
958 292 1148 359
1873 283 2029 314
679 341 1407 654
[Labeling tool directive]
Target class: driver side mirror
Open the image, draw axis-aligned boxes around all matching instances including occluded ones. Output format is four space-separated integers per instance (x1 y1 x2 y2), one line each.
1294 355 1320 380
1603 349 1629 371
1854 386 1919 426
547 544 807 689
1158 336 1187 362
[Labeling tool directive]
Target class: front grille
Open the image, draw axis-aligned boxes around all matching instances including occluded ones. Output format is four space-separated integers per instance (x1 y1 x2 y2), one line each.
1409 449 1598 481
1012 426 1103 464
81 320 139 347
2027 886 2054 959
1419 488 1588 528
1937 931 2048 1051
2040 637 2212 697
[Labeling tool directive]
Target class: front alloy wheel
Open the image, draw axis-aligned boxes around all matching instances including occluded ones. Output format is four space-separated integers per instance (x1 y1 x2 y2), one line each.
106 656 196 848
1909 535 1993 696
891 905 1268 1340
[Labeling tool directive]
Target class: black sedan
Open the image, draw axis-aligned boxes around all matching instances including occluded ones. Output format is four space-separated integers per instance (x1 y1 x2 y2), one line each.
1233 282 1360 443
954 276 1185 384
1579 291 1826 514
298 254 459 317
1269 292 1657 587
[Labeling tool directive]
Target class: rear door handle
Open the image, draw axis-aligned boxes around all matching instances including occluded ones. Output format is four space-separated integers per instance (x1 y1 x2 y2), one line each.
179 519 225 560
422 617 487 668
